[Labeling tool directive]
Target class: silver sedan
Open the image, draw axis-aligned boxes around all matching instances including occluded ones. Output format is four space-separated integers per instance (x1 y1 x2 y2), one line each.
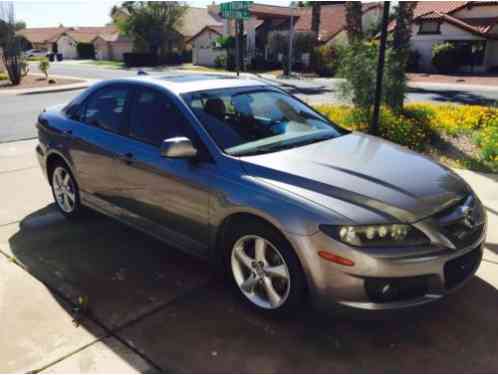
36 75 486 314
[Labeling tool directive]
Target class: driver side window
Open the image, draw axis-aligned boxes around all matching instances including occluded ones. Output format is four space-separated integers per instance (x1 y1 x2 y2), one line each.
84 86 129 133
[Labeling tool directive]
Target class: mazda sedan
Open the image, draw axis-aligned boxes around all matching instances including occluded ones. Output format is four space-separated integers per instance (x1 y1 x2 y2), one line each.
36 75 486 314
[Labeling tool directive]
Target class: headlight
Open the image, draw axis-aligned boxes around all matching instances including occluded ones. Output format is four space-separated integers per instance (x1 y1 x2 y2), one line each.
319 224 429 248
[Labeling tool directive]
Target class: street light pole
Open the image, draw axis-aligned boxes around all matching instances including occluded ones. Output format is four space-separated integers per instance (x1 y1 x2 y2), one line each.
370 1 391 136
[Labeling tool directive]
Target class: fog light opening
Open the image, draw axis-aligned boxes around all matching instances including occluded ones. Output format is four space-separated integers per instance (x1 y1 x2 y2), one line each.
318 251 354 267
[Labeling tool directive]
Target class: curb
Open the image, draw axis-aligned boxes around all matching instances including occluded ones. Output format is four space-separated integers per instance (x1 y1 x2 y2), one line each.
18 84 91 95
0 74 97 96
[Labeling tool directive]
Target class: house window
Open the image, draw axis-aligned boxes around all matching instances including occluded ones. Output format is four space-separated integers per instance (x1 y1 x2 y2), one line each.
449 40 487 66
418 21 441 34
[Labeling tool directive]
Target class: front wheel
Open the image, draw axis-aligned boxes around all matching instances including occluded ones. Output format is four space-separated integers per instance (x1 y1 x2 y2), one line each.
50 163 82 219
226 222 306 315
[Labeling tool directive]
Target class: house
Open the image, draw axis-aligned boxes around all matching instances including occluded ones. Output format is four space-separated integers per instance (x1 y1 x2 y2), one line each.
93 32 133 61
187 3 382 68
111 5 224 55
17 25 131 60
409 1 498 72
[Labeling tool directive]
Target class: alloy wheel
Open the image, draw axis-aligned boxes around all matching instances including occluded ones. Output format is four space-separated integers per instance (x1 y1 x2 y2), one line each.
52 166 77 213
231 235 291 309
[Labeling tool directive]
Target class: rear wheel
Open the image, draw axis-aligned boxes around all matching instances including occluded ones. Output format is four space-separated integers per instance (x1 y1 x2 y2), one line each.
225 221 306 315
50 162 82 219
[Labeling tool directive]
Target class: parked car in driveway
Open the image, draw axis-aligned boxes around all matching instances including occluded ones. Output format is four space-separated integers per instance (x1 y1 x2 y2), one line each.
24 49 49 58
35 74 486 314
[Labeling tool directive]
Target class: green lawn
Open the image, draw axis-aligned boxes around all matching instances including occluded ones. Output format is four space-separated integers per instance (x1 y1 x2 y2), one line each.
82 60 125 69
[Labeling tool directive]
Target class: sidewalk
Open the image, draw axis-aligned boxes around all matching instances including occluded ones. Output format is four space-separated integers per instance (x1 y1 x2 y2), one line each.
0 139 497 372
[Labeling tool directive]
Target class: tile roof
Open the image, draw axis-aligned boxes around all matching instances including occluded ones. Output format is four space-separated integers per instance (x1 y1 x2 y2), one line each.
295 3 381 42
18 25 118 44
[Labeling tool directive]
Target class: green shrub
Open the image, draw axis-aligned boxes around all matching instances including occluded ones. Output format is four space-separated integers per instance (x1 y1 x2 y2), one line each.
337 42 379 113
0 72 8 81
38 58 50 79
214 54 226 69
432 42 460 74
313 44 339 77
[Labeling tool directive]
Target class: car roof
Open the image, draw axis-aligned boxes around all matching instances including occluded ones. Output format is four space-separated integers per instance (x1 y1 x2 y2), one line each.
112 74 270 95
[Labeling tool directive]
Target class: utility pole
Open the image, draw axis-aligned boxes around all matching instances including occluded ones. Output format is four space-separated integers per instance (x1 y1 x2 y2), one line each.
370 1 391 136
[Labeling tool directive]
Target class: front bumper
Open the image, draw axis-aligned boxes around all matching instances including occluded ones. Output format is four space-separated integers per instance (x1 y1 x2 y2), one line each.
288 220 486 311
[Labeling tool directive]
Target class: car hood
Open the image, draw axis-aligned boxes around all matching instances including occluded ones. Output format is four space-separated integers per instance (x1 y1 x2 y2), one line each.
239 133 470 224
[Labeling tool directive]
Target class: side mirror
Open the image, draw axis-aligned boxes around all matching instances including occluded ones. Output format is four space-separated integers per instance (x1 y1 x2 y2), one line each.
160 137 198 159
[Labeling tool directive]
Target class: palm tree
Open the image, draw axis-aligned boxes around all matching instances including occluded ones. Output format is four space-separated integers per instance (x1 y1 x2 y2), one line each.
344 1 363 44
388 1 417 112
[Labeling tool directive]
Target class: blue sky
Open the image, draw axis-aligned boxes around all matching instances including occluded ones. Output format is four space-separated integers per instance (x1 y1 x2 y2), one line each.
14 1 290 28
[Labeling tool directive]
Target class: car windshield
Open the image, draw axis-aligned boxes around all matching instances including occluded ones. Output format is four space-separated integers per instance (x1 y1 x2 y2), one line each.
182 88 345 156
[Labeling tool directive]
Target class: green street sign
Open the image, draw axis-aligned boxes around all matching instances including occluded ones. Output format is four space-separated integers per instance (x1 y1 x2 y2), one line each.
220 1 252 19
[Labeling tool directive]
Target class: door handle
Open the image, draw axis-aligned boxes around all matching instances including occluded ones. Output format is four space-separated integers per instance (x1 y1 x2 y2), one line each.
118 152 134 165
63 129 73 136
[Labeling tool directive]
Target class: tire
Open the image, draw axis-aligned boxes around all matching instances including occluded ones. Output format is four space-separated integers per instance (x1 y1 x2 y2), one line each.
50 161 82 219
224 220 307 315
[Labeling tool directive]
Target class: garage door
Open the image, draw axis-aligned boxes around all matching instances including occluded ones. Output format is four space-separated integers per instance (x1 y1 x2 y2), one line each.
196 48 226 67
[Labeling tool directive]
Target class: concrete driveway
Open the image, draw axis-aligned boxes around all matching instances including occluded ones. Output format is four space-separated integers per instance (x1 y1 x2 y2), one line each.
0 139 497 373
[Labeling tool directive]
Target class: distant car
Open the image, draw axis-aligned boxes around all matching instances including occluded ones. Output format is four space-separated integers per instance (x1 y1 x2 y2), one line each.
35 75 486 314
24 49 49 58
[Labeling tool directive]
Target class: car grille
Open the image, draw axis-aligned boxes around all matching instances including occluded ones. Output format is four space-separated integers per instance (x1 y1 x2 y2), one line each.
444 247 482 289
434 194 485 248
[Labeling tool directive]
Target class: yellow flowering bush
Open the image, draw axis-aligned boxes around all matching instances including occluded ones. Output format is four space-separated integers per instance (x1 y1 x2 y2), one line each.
475 117 498 163
315 105 431 151
315 103 498 170
406 103 498 135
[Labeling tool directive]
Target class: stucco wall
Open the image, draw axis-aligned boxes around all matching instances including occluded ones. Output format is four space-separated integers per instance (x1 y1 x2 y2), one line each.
57 35 78 59
94 38 111 60
192 29 224 66
111 42 133 61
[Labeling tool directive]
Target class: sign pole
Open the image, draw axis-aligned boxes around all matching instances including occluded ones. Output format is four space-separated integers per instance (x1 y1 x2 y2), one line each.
235 20 240 77
371 1 390 136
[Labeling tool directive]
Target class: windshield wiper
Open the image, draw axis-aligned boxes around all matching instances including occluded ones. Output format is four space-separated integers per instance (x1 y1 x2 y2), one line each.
233 132 336 157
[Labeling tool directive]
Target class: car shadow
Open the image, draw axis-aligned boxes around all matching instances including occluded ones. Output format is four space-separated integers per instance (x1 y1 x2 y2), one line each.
7 204 498 372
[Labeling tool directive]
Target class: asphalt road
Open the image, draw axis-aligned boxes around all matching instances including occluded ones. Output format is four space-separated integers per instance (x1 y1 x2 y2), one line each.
0 90 83 143
38 62 498 105
1 62 498 143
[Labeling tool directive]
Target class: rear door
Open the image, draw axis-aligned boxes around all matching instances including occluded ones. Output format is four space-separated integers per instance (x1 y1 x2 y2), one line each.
110 85 213 255
67 84 132 207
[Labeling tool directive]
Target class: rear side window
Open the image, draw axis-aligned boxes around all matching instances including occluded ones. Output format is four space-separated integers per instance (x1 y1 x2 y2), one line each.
129 88 189 146
84 87 129 133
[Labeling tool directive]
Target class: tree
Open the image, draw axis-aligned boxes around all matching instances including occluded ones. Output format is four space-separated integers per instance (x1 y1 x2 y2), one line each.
309 2 321 70
115 1 187 58
385 1 417 112
0 2 24 85
344 1 363 44
14 20 25 31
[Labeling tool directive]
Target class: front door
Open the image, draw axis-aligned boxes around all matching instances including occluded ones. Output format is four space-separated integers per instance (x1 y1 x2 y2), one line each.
111 86 212 255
